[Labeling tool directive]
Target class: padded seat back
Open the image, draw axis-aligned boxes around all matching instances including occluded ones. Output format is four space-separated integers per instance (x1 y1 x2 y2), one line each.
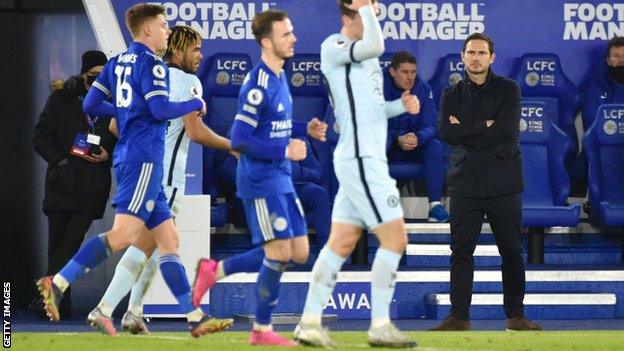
585 104 624 207
513 53 580 154
428 53 463 107
520 99 572 206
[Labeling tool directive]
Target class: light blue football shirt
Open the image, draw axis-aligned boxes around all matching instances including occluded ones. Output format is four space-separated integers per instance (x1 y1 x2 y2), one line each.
321 33 389 162
162 66 203 190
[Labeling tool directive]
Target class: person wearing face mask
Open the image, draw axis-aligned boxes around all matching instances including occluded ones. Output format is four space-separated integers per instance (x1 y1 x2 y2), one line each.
31 49 117 319
582 36 624 130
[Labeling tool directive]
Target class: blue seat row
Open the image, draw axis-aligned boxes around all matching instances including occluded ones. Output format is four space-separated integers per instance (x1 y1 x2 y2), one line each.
195 52 622 231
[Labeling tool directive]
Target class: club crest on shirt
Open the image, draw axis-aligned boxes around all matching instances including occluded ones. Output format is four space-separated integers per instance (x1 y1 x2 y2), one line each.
387 195 399 208
334 39 347 48
145 200 155 212
247 88 264 105
273 216 288 232
190 85 201 97
153 65 166 79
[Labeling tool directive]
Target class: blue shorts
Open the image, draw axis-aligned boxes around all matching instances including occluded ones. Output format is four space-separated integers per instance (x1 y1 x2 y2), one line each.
332 158 403 230
112 162 171 229
242 192 307 246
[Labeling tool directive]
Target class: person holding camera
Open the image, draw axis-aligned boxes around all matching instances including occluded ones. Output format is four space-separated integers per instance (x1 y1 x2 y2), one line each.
32 50 116 319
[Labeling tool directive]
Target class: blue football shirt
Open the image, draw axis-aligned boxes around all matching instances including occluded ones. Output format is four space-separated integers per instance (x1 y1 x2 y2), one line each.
92 42 170 166
233 60 295 198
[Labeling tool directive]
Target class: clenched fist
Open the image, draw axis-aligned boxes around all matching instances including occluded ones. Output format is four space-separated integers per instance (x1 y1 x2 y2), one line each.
286 138 307 161
401 90 420 115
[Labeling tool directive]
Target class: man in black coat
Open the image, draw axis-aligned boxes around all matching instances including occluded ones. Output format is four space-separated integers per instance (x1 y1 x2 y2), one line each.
32 50 116 319
430 33 541 331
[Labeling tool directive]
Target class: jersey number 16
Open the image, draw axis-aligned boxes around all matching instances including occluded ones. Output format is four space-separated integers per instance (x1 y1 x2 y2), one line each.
114 65 133 108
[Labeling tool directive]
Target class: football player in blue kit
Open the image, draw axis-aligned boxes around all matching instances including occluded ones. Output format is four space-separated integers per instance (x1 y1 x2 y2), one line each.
86 25 235 336
36 4 220 338
192 9 327 347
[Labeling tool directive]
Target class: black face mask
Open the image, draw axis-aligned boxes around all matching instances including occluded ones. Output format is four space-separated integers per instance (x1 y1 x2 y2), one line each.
85 74 98 87
607 65 624 84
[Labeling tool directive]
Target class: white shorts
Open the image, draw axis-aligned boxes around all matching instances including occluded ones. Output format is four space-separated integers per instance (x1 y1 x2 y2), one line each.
163 185 183 217
332 158 403 230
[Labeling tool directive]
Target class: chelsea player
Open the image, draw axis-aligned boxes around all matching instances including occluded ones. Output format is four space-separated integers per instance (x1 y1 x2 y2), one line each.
192 9 327 347
36 4 220 338
294 0 421 348
87 25 235 336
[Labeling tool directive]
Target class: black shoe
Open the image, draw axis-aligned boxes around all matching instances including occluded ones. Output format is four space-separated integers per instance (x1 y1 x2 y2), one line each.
428 316 470 331
506 316 542 331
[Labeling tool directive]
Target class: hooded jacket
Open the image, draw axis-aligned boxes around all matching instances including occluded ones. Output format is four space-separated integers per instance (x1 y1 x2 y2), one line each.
582 65 624 130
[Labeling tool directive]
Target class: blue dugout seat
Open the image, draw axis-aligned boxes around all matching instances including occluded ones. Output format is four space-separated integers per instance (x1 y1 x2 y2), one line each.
585 104 624 227
284 54 333 199
199 52 252 226
520 100 581 227
513 53 585 183
284 54 334 198
428 53 463 107
519 100 581 263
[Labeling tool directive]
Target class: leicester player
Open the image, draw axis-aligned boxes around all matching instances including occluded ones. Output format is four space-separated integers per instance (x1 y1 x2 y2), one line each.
36 4 221 338
293 0 420 348
192 9 327 347
86 25 235 336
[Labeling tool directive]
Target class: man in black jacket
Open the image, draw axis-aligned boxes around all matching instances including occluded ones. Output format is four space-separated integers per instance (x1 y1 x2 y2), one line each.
32 50 116 319
430 33 541 331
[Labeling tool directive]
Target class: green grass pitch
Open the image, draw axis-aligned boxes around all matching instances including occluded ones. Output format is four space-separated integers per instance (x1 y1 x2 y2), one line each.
10 331 624 350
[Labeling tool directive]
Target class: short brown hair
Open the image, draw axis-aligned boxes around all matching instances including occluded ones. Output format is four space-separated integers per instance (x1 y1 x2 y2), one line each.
462 32 494 54
607 36 624 56
125 3 166 38
163 26 201 60
251 10 288 45
390 51 417 70
338 0 378 19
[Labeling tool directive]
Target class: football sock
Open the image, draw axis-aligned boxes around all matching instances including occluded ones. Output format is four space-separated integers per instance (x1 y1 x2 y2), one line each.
128 249 159 316
370 247 401 328
300 247 346 325
97 245 147 317
254 258 287 327
159 254 194 315
56 233 111 292
222 247 264 277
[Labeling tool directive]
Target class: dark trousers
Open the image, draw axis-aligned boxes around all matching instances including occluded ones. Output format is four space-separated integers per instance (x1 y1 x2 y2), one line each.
449 192 525 320
391 139 445 202
46 211 96 317
295 183 331 246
